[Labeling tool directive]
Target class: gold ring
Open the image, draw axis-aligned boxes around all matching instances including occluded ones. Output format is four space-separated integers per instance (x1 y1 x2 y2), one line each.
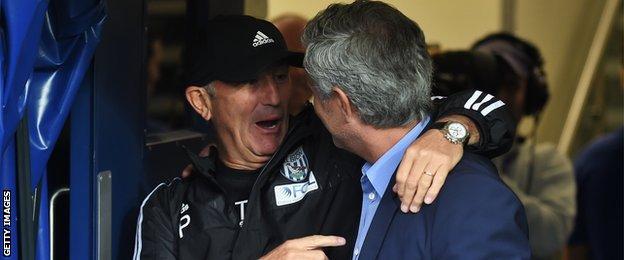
423 171 435 176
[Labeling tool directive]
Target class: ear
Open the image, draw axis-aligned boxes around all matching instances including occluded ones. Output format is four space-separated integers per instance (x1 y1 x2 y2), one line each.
332 87 355 121
185 86 213 121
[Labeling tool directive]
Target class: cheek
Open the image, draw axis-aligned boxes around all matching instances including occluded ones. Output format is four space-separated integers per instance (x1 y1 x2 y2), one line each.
280 84 291 101
312 101 324 118
216 99 255 134
313 102 332 127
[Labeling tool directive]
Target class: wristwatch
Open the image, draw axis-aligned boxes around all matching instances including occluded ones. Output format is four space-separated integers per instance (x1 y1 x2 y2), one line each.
431 121 470 145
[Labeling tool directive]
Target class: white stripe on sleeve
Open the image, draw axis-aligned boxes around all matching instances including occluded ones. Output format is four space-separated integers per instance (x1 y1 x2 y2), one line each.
464 90 483 109
480 100 506 116
471 94 494 110
133 178 179 260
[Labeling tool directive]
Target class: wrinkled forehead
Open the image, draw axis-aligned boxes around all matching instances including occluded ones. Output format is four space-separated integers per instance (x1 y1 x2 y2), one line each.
221 61 290 86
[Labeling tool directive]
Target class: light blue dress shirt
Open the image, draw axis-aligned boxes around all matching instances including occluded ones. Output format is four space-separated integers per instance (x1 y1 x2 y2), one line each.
352 116 430 259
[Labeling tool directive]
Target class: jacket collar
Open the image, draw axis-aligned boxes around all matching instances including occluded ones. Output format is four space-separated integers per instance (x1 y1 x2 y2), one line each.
183 145 230 195
184 145 217 177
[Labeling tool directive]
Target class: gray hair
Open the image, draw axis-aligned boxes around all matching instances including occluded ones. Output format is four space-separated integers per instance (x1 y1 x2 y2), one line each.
203 82 216 96
302 0 432 128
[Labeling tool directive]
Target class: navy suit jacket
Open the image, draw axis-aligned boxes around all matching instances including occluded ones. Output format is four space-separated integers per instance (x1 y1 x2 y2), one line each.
359 153 530 260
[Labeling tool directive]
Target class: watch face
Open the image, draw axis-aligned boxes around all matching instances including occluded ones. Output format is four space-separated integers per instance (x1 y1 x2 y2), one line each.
447 122 467 139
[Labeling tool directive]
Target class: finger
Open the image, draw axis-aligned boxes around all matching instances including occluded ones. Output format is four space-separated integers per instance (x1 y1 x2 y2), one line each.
395 149 416 198
292 235 346 249
182 164 193 178
410 163 440 213
424 165 450 204
199 143 215 157
399 158 427 213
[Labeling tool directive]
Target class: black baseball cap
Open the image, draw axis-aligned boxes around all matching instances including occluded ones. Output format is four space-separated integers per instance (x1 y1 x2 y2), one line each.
186 15 304 86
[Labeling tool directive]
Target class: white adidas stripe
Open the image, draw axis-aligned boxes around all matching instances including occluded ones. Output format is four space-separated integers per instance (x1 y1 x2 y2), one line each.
463 90 503 115
471 94 494 110
257 31 269 38
464 90 483 109
133 178 180 260
481 100 505 116
252 31 274 47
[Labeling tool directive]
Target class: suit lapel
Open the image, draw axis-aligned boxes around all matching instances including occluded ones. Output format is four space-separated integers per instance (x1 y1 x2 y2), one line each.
358 118 434 259
359 175 401 259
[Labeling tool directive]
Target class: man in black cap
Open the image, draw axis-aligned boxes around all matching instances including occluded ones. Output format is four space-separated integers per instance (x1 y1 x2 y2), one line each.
133 15 516 259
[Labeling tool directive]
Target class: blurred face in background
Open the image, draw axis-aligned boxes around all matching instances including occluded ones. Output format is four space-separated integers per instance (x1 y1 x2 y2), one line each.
273 14 312 115
498 79 527 122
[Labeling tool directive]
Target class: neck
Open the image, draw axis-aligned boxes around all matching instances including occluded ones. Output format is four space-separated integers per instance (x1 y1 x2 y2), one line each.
349 120 418 164
216 141 269 171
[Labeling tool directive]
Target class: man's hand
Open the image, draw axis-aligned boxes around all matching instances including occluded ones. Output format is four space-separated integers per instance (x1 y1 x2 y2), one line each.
260 235 346 260
181 144 214 178
394 129 463 213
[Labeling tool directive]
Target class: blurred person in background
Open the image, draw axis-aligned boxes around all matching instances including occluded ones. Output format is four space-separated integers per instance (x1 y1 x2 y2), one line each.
272 14 312 116
567 67 624 260
433 32 576 260
567 126 623 260
146 35 175 133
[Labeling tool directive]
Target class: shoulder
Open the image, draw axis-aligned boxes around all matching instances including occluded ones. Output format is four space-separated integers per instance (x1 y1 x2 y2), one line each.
140 177 187 213
427 152 528 234
437 152 521 211
575 128 624 180
421 153 530 259
451 152 499 181
576 128 623 166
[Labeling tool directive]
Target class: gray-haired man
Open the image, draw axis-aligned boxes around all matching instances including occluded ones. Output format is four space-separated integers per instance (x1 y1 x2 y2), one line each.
264 1 530 259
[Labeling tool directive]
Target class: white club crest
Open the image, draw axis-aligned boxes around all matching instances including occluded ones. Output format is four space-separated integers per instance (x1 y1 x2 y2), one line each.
280 146 310 182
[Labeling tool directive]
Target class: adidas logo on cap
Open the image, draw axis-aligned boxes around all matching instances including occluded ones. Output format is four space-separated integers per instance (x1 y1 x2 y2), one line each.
252 31 275 47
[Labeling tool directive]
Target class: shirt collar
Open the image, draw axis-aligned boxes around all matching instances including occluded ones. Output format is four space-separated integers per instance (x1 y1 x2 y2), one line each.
361 116 431 196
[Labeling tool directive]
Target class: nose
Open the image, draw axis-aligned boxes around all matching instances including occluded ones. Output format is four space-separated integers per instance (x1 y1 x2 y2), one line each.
258 75 281 106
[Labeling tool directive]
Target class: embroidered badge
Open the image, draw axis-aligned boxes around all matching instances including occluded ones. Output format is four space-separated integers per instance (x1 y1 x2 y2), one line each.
274 172 318 206
280 146 311 182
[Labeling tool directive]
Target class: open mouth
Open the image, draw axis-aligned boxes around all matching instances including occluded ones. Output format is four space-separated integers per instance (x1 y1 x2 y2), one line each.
255 119 281 129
